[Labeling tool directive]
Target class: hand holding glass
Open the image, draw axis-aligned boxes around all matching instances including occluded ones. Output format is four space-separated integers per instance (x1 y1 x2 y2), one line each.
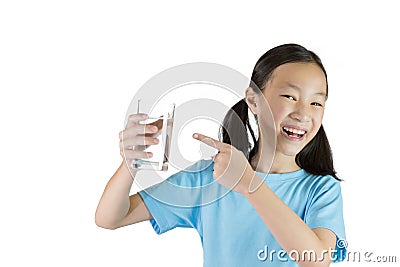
133 100 175 171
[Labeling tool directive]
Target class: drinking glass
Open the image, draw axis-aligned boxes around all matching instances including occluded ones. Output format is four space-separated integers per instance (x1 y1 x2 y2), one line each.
133 99 175 171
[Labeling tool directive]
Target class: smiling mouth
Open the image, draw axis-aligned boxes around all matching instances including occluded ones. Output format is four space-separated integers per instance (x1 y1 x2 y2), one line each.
282 126 307 140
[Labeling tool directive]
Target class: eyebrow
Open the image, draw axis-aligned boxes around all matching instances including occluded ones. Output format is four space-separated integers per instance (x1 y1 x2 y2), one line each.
280 82 327 97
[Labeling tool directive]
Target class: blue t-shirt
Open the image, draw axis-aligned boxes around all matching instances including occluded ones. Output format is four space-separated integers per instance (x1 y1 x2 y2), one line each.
138 160 346 266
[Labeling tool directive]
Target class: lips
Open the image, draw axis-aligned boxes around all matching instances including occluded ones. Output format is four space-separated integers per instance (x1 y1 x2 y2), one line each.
281 125 307 141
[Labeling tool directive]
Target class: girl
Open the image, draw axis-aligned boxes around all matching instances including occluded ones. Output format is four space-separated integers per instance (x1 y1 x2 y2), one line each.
95 44 346 266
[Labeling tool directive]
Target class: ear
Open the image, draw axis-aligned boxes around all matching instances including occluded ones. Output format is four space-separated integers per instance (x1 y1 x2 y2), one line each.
245 87 258 115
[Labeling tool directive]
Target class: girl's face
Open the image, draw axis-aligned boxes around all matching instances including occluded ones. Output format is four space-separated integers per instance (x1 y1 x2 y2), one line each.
258 62 327 157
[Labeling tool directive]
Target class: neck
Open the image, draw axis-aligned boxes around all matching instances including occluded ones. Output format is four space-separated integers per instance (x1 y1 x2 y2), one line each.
251 134 300 174
269 152 300 173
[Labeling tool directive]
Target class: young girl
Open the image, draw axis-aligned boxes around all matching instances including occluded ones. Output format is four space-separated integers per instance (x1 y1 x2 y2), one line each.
95 44 346 266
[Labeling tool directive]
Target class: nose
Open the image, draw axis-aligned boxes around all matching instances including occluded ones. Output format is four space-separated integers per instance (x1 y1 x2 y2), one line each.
289 104 311 122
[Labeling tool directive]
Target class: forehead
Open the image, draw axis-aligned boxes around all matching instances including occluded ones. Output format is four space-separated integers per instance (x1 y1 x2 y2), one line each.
268 62 327 93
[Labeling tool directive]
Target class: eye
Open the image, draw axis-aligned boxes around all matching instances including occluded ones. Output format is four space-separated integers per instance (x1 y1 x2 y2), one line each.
282 95 296 101
311 102 323 107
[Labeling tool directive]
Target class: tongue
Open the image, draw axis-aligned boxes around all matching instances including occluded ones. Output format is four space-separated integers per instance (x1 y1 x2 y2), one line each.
288 132 301 138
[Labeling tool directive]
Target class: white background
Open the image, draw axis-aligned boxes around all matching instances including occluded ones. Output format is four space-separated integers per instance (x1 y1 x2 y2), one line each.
1 1 399 266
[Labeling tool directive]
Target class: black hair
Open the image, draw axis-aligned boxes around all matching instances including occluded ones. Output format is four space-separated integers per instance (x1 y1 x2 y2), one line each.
220 43 340 181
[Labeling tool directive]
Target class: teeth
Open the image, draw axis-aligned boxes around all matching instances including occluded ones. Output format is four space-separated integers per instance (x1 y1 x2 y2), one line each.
283 126 306 135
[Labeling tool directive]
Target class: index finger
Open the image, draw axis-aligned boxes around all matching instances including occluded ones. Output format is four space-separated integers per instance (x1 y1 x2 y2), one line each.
192 133 228 152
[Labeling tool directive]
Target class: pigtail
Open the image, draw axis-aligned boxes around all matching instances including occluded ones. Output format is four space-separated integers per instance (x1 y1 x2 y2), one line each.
295 125 341 180
219 99 258 160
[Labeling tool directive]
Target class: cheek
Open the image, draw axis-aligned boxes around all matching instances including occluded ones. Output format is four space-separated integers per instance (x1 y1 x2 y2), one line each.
268 101 289 125
256 99 280 133
315 110 324 125
311 111 324 133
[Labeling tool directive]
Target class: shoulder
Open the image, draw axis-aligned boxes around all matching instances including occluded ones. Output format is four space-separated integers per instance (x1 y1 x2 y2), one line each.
167 159 215 187
184 159 214 173
302 171 343 202
298 170 341 187
141 160 216 208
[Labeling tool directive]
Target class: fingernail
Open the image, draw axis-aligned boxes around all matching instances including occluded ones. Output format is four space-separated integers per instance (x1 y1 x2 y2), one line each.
193 133 198 138
152 126 158 132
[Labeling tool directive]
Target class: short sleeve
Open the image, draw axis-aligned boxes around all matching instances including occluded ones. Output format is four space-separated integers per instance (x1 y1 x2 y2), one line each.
305 178 347 263
137 160 214 235
138 173 201 234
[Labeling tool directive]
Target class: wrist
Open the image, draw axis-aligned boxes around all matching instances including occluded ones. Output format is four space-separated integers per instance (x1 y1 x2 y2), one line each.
237 165 259 195
121 160 138 180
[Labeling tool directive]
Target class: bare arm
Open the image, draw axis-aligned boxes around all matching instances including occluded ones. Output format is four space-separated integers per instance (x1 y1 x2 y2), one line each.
95 113 160 230
95 162 152 229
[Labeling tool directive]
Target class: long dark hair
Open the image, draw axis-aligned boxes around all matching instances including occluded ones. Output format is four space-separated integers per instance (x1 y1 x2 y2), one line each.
220 43 340 181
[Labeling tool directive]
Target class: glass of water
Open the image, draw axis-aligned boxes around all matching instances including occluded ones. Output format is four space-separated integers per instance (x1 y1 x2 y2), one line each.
134 99 175 171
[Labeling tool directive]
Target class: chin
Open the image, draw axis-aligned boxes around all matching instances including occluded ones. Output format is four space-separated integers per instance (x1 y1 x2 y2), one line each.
276 136 306 157
276 144 302 157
